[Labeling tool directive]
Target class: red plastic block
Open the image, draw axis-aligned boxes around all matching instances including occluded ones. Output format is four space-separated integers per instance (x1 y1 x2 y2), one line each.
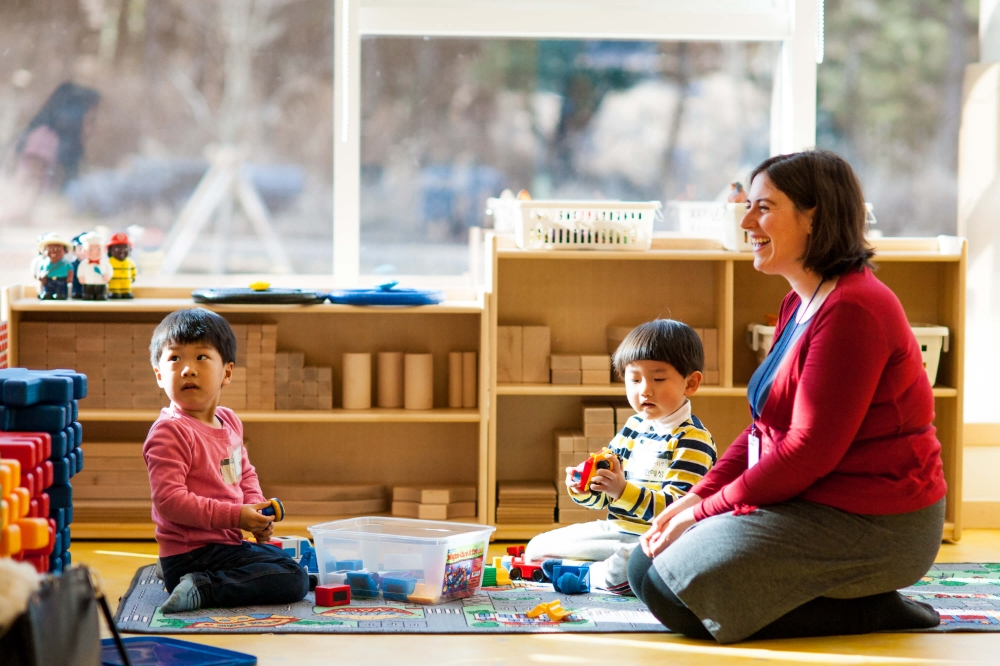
21 554 48 574
0 441 40 469
315 584 351 607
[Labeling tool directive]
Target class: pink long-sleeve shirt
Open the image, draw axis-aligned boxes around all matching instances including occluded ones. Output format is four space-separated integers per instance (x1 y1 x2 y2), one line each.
692 268 947 521
143 404 265 557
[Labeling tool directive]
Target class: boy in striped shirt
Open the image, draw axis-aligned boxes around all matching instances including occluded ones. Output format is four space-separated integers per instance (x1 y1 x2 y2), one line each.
526 320 717 594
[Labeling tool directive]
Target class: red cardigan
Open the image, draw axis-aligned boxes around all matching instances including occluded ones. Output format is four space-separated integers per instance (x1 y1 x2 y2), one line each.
693 268 947 520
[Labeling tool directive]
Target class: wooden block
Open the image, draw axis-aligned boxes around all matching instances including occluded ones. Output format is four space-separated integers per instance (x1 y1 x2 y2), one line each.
304 381 318 396
288 352 305 369
275 352 290 368
462 351 477 408
104 394 133 409
289 366 304 382
262 323 277 337
584 422 615 438
318 395 333 409
246 354 262 368
104 379 133 397
572 434 589 452
404 353 434 410
391 501 420 518
303 395 319 409
587 437 608 450
280 497 389 516
289 395 305 410
418 502 476 520
105 324 133 339
551 369 581 384
702 328 719 371
521 326 550 383
274 367 289 382
133 324 156 341
553 430 575 453
496 326 523 383
130 365 154 382
262 484 386 501
448 352 463 408
392 486 476 504
19 322 47 340
231 325 248 340
47 323 75 339
47 351 76 369
558 508 594 524
81 393 105 409
288 381 304 397
550 355 581 371
558 495 580 508
582 403 614 423
581 369 610 384
342 353 371 409
133 395 162 410
17 351 46 368
276 395 290 410
614 405 636 428
75 337 104 353
304 366 318 382
317 367 332 382
318 381 333 397
84 443 144 457
377 352 404 408
558 451 580 469
580 355 610 371
74 323 104 337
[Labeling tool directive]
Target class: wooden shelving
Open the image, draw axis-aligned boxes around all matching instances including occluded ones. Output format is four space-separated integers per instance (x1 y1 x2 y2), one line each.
79 408 482 423
487 234 966 540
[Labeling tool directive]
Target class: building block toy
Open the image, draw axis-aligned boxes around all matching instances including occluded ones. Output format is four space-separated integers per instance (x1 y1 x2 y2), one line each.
569 448 619 492
494 564 511 585
315 584 351 607
551 563 591 594
334 559 363 571
527 600 573 622
298 544 318 574
507 545 526 557
0 368 87 404
346 571 381 599
270 535 310 558
260 497 284 521
381 575 417 601
0 404 72 433
482 565 497 587
405 583 438 604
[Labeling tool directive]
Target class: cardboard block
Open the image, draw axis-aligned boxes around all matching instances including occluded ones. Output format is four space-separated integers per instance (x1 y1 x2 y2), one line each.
304 367 318 382
587 437 608 450
47 323 75 340
572 433 589 452
581 369 610 384
419 502 476 520
104 325 133 340
47 352 76 370
550 355 581 371
317 367 332 382
583 422 615 438
392 486 476 504
19 323 47 341
288 352 305 369
580 355 610 371
581 403 614 424
553 430 575 453
521 326 550 383
496 326 522 383
550 369 581 385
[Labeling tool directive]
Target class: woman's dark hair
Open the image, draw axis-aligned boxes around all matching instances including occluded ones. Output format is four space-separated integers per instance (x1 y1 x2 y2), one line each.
612 319 704 379
749 149 875 280
149 308 237 366
17 82 101 187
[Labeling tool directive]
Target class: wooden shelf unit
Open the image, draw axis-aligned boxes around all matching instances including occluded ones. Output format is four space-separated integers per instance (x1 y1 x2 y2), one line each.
2 285 491 539
486 234 966 541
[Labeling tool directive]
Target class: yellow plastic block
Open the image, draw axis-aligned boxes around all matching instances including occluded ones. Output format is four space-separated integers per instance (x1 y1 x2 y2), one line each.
6 491 19 523
0 524 22 557
14 488 29 518
406 583 439 604
495 565 511 586
0 498 8 530
0 462 17 498
15 518 49 550
1 459 21 490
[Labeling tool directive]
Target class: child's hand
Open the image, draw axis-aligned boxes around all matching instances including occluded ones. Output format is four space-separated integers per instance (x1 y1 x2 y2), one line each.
252 522 275 544
564 466 578 489
589 454 626 500
239 503 275 533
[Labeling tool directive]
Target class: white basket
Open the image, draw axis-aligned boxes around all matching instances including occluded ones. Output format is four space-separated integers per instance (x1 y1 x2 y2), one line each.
747 322 950 386
676 201 750 251
487 198 660 251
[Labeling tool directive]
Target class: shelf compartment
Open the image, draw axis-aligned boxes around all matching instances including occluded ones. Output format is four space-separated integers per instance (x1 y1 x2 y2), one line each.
497 383 744 397
79 408 482 423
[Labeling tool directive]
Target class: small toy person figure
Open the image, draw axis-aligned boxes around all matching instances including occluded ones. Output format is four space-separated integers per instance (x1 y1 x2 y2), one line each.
107 232 137 299
36 233 75 300
76 232 112 300
70 232 86 299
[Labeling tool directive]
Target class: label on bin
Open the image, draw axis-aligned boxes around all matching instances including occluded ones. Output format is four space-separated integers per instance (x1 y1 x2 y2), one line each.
441 541 486 598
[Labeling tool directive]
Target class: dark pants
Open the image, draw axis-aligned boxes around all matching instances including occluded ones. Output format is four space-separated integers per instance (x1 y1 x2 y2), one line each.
161 541 309 609
81 284 107 300
39 278 68 300
628 548 938 642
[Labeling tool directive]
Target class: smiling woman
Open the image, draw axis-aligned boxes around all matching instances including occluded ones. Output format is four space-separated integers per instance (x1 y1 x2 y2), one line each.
628 150 948 644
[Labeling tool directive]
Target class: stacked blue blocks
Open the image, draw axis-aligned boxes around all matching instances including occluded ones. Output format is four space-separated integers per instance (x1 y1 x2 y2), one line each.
0 368 87 573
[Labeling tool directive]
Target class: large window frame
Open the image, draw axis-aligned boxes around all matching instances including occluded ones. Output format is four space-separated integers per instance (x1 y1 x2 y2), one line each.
332 0 819 284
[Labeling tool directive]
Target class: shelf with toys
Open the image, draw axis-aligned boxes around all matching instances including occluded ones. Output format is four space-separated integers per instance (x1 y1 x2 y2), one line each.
2 282 490 539
485 232 966 542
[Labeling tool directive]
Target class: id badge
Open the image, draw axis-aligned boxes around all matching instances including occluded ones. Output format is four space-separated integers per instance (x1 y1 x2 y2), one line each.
748 430 760 468
220 443 243 485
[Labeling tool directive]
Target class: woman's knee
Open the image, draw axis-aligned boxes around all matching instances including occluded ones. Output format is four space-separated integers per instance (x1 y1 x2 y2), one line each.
641 566 714 641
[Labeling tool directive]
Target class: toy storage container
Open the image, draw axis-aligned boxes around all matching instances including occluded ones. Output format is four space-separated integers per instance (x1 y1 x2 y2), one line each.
747 322 950 386
487 198 660 251
308 517 495 605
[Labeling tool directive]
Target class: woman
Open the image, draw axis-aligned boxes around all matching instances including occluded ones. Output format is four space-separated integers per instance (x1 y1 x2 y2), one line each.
628 150 946 643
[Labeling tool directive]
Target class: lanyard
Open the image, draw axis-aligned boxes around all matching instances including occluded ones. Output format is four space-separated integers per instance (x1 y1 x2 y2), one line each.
750 278 825 423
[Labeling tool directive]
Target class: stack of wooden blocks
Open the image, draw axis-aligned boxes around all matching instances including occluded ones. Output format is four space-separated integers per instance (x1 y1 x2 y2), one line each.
550 354 611 385
222 324 277 411
261 483 387 516
693 328 720 385
73 442 151 523
496 325 550 383
391 485 476 520
19 323 164 410
274 352 333 410
553 401 636 524
495 481 556 524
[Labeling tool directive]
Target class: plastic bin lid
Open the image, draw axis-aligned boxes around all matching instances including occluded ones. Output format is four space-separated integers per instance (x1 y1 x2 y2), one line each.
309 516 495 545
101 637 256 666
327 281 444 306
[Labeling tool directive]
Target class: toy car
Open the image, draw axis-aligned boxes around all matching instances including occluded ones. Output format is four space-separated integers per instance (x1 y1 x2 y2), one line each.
509 556 546 582
570 448 619 492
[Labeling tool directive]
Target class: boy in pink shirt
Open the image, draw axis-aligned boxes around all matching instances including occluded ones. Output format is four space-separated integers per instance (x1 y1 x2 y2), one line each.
143 308 308 613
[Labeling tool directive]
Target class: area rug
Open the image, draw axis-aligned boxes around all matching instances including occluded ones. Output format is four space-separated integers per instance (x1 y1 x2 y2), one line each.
113 563 1000 635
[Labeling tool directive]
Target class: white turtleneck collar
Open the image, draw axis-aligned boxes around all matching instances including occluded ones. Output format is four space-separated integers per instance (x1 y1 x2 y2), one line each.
638 399 691 434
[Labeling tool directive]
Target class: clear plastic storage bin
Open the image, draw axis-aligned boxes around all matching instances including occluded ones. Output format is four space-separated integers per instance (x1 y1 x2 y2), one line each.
308 517 495 605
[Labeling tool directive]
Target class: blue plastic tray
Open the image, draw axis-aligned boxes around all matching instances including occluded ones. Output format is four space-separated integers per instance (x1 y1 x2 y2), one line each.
328 281 444 306
101 637 256 666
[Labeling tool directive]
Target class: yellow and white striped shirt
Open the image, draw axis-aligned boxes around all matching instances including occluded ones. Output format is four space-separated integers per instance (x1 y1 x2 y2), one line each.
568 400 717 535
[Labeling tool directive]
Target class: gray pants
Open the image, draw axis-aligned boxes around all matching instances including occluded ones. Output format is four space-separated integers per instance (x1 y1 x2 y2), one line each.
653 498 945 643
526 520 640 588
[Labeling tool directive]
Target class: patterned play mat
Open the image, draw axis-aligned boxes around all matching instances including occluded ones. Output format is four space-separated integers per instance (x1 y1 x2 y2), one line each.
113 563 1000 634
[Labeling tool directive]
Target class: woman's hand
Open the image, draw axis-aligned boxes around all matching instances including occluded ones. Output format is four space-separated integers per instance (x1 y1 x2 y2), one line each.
589 454 627 500
643 505 698 557
239 502 274 533
640 493 702 557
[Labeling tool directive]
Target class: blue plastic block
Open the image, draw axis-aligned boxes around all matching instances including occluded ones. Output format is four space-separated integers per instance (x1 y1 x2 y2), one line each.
71 400 78 422
48 483 72 509
60 526 70 552
71 422 82 449
51 529 62 557
0 403 71 432
346 571 381 599
52 507 66 531
297 545 318 574
75 447 83 473
48 553 63 575
53 457 71 485
68 450 78 478
335 559 364 571
551 563 591 594
381 575 417 601
0 371 74 406
65 504 73 525
50 429 69 459
62 550 71 567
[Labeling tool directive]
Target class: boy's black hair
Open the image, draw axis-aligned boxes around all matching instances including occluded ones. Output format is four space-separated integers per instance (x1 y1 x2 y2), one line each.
612 319 704 379
149 307 237 366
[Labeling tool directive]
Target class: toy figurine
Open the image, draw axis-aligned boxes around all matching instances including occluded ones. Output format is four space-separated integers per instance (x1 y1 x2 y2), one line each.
727 182 748 204
569 448 620 493
36 233 74 300
75 232 111 301
70 233 86 299
106 232 137 299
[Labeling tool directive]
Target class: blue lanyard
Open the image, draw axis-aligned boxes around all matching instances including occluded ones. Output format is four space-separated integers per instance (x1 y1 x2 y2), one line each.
750 279 825 422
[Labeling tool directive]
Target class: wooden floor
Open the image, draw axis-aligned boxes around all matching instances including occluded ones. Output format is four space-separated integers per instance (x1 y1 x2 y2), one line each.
77 531 1000 665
